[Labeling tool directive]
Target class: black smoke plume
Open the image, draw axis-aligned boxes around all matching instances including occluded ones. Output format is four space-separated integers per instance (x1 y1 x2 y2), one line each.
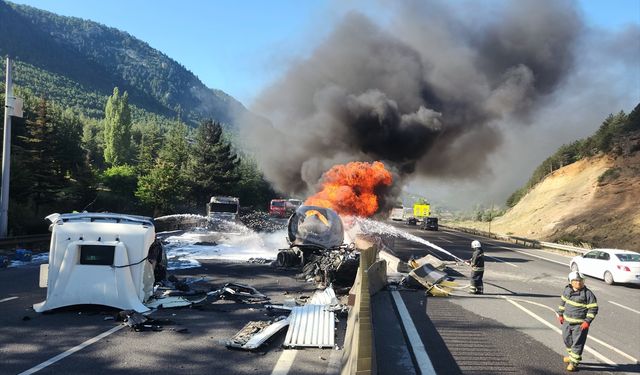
240 0 584 199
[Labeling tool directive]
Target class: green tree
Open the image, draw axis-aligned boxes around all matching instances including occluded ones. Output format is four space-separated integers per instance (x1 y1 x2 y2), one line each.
184 120 240 206
593 111 626 153
624 102 639 132
102 165 138 198
17 97 62 211
82 116 105 170
236 157 276 209
136 121 189 215
134 121 163 175
103 87 132 166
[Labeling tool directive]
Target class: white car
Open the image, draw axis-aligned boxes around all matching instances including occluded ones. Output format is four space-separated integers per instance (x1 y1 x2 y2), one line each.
570 249 640 285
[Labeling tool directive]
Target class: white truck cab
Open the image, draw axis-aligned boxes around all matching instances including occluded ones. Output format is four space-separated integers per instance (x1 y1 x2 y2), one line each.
34 212 157 313
206 196 240 222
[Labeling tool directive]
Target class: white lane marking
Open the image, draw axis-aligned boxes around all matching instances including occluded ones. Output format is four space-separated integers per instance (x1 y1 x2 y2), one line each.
18 325 124 375
391 290 436 375
503 297 638 364
485 255 519 268
498 246 570 266
271 349 297 375
436 237 453 243
0 296 18 303
609 300 640 315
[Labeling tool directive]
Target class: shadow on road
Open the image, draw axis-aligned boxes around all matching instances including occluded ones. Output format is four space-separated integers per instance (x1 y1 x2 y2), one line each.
579 362 640 373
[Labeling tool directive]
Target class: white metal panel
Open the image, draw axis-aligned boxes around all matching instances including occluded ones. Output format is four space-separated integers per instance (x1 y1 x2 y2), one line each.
283 305 334 348
307 286 337 306
243 317 290 349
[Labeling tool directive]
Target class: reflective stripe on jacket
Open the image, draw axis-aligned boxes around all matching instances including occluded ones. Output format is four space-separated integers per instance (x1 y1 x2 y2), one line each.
556 285 598 324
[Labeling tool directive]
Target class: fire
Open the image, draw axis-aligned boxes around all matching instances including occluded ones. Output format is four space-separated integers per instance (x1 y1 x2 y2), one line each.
305 161 392 217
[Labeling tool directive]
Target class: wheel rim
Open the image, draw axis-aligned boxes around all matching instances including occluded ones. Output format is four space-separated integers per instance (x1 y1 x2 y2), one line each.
605 271 613 284
571 263 578 272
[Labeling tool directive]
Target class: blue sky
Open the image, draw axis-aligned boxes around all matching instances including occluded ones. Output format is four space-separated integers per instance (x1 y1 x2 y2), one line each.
9 0 640 106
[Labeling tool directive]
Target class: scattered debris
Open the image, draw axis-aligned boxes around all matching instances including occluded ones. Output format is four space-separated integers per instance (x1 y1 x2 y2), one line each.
226 316 290 350
145 296 198 309
117 309 168 332
247 257 272 264
239 211 287 233
208 282 270 303
405 256 460 297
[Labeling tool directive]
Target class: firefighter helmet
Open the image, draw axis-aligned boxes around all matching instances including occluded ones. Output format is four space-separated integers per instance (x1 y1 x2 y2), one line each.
568 271 584 281
471 240 481 248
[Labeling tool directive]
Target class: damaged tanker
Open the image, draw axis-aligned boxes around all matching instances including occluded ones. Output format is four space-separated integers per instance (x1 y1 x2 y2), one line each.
275 205 358 287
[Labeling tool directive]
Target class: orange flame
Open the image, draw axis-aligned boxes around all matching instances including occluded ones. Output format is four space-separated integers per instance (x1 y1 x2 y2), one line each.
305 161 393 217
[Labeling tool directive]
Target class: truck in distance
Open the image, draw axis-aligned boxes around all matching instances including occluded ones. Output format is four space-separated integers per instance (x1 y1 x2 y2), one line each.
207 196 240 222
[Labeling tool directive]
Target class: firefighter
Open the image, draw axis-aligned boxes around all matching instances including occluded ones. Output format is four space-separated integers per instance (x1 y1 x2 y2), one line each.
466 240 484 294
556 271 598 372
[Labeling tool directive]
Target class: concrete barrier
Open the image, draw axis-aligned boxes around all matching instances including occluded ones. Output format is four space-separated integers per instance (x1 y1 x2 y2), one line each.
341 235 378 375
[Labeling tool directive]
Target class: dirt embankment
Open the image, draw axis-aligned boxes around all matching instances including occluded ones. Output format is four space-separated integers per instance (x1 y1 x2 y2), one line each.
489 151 640 250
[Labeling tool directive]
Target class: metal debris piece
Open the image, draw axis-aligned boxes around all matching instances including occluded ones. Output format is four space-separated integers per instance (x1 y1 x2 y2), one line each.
284 304 335 348
145 296 204 309
307 286 338 306
265 304 294 311
407 261 459 297
209 282 270 303
226 316 290 350
409 254 445 270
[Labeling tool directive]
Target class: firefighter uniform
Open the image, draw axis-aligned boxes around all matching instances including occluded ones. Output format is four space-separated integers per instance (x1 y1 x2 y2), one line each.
468 242 484 294
556 281 598 370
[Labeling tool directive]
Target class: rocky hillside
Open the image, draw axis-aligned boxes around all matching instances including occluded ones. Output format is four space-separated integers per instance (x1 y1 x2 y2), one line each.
491 131 640 250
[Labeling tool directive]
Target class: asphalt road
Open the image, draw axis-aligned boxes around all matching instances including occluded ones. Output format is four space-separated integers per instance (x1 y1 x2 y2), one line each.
374 221 640 375
1 221 638 375
0 260 346 375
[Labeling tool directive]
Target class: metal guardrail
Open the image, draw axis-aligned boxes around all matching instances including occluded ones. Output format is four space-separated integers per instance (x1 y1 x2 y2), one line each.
539 241 589 255
441 224 590 254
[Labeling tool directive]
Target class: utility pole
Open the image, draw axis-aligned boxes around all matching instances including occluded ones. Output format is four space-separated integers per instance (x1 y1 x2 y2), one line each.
1 57 23 238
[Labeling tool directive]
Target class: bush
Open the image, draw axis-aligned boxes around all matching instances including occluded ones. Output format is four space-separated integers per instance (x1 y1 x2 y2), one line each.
101 165 138 197
597 168 621 185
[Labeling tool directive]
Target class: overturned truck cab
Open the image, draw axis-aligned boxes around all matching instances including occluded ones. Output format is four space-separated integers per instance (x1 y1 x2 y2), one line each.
34 212 166 313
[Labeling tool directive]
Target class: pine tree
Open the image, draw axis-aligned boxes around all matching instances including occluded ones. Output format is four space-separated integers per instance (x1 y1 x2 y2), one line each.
82 116 105 170
18 98 61 211
184 120 240 206
103 87 132 166
135 121 163 175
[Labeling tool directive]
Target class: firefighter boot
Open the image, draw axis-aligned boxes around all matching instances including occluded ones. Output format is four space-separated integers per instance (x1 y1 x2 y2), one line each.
566 363 577 372
563 356 571 363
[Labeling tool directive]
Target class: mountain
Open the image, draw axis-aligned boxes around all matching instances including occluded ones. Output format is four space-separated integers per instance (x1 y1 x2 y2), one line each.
0 0 247 127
